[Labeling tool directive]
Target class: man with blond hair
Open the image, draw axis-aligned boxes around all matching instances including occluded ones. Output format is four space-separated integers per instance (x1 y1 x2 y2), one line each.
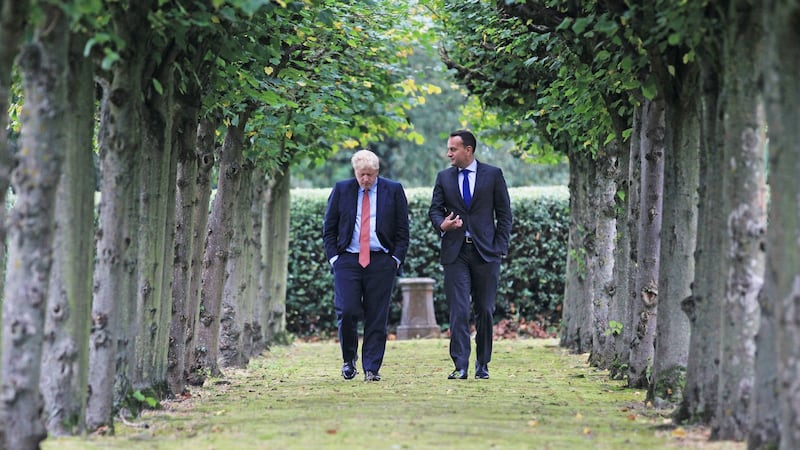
323 149 410 381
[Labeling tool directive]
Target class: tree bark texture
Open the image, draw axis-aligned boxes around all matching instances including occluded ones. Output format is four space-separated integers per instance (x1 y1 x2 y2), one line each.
0 2 30 321
219 161 254 368
183 117 216 386
190 113 249 383
248 174 265 355
0 6 68 448
262 164 292 344
167 95 202 397
756 1 799 448
713 0 768 440
560 148 594 353
87 4 150 426
40 33 95 437
588 144 619 370
650 83 700 406
677 63 724 426
605 118 634 379
611 105 642 381
131 46 177 395
243 167 265 357
628 97 664 389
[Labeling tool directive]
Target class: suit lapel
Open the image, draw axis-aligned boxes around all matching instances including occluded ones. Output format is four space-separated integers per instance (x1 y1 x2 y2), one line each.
449 167 465 208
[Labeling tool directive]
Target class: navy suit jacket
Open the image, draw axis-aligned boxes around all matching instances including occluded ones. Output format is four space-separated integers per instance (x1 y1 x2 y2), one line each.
323 177 410 267
428 161 512 264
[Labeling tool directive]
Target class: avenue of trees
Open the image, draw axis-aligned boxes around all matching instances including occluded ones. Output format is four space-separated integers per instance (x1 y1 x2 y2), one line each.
432 0 798 449
0 1 442 448
0 0 798 449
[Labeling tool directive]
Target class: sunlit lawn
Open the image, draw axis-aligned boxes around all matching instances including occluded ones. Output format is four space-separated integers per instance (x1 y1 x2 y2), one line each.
43 338 744 449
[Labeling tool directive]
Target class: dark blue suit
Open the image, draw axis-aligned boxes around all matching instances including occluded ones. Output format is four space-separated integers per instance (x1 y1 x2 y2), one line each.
429 161 512 371
323 177 409 373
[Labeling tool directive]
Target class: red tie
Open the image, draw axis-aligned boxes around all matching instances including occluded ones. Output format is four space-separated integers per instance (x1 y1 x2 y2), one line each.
359 190 370 267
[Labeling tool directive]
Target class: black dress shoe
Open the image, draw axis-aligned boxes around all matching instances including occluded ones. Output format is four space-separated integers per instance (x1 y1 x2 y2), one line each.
475 363 489 379
364 370 381 382
342 361 358 380
448 369 467 379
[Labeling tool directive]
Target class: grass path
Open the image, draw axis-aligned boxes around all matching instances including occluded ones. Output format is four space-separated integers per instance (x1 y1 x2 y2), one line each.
44 338 744 449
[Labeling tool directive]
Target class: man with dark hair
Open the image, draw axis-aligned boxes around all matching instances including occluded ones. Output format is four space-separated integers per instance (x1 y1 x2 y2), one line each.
428 130 513 379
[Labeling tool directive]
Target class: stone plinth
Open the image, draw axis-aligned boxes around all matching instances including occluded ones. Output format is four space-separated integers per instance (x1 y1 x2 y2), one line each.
396 277 440 339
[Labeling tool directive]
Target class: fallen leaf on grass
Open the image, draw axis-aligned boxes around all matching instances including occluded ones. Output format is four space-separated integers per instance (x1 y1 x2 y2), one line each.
672 427 687 438
326 429 338 435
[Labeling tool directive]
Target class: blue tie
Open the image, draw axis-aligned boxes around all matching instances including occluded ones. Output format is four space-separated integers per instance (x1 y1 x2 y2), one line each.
462 169 472 208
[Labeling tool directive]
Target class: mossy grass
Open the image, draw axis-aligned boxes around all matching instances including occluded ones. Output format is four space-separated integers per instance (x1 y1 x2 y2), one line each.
43 338 742 449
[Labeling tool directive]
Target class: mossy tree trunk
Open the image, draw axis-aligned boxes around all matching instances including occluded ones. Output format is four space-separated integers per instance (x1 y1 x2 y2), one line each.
262 163 292 344
183 116 217 386
560 148 594 353
40 33 95 437
132 44 177 396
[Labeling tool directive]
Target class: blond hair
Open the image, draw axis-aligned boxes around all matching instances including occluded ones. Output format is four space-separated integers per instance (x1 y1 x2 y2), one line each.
350 149 380 172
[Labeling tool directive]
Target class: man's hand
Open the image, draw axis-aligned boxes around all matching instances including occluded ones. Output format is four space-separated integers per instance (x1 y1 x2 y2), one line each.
439 212 463 232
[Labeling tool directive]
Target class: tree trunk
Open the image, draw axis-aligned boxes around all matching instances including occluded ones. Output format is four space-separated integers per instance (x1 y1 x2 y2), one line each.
609 105 642 380
560 148 594 353
628 97 664 389
0 2 30 322
713 1 768 440
262 164 292 344
131 50 176 396
650 80 700 406
242 167 264 357
219 161 254 368
752 1 799 448
40 33 95 437
0 6 68 447
588 144 618 369
190 112 250 383
248 173 266 355
183 117 216 386
167 92 201 396
676 63 725 426
605 126 632 378
87 7 149 427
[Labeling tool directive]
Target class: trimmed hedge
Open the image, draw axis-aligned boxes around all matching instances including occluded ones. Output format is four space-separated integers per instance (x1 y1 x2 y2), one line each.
286 186 569 338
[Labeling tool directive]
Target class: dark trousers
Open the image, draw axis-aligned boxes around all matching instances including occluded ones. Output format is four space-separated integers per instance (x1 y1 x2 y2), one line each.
333 251 397 372
443 242 499 371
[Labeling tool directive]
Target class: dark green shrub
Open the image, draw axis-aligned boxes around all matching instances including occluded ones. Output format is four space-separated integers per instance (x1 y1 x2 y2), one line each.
286 186 569 338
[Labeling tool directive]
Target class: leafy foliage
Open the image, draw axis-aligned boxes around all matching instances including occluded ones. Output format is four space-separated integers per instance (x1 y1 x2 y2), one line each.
286 186 569 338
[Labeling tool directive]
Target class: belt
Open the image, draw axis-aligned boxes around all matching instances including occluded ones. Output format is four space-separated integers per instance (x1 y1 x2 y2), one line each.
465 236 473 244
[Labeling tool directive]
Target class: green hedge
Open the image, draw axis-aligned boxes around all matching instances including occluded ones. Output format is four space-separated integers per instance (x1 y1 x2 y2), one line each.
286 186 569 338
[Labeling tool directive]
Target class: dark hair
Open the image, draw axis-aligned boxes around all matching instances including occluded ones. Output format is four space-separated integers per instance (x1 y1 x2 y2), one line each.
450 129 477 150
